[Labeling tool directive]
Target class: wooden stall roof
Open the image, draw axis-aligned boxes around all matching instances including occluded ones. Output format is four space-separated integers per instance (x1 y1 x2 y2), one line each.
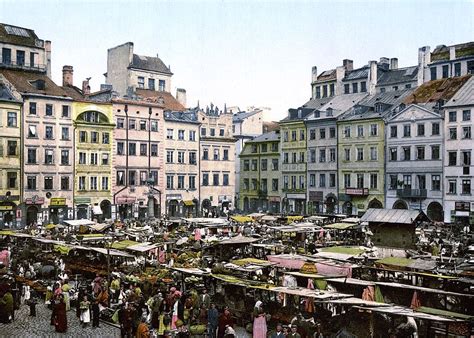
326 277 376 286
172 267 210 276
374 281 474 298
323 223 357 230
354 305 467 322
269 286 352 300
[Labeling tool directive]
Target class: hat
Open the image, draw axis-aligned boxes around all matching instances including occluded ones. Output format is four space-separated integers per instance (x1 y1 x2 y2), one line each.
291 324 298 328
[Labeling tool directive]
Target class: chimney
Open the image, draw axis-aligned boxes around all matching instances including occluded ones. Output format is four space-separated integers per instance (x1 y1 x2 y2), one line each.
368 60 378 95
176 88 187 108
417 46 431 86
311 66 318 83
45 40 52 79
379 57 390 70
82 79 91 95
62 65 74 87
449 46 456 60
335 66 346 95
390 58 398 70
343 59 353 72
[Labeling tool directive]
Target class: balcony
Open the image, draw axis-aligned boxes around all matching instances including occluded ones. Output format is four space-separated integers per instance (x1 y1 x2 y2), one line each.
0 58 46 72
396 188 427 199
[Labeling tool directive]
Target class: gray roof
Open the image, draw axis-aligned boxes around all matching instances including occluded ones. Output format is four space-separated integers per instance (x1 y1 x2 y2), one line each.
359 88 413 107
444 76 474 107
163 110 198 123
0 23 42 49
361 208 427 224
343 66 370 81
130 54 172 75
250 130 280 142
0 81 20 103
377 66 418 86
281 107 317 122
318 92 369 115
232 110 260 123
301 96 332 109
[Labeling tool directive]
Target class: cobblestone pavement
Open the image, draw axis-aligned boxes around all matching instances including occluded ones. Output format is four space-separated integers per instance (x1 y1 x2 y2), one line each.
0 303 120 338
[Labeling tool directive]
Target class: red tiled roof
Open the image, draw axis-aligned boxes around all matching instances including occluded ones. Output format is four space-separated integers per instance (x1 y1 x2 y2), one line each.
135 88 185 111
0 69 69 97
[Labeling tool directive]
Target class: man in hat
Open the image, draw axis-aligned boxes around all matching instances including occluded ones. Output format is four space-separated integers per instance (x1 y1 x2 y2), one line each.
288 325 301 338
271 323 285 338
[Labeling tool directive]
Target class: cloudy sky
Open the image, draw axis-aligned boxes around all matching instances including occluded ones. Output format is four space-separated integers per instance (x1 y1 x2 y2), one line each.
2 0 473 120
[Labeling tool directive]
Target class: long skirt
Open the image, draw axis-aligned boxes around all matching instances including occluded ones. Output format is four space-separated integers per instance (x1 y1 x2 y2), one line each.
159 314 171 334
253 315 267 338
81 309 91 323
171 314 178 329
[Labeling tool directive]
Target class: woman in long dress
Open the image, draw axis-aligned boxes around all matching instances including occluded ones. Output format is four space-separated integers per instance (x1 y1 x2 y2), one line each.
53 295 67 333
80 295 91 327
252 301 267 338
158 299 171 335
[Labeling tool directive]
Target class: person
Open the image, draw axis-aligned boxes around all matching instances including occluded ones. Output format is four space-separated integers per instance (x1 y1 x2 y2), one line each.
200 288 211 309
253 301 267 338
119 303 134 338
208 303 219 338
150 294 161 329
111 276 121 303
288 325 301 338
217 306 234 338
271 323 285 338
80 295 91 327
158 298 171 336
0 286 13 323
92 290 101 328
28 295 37 317
224 325 235 338
118 285 127 305
136 316 150 338
53 295 67 333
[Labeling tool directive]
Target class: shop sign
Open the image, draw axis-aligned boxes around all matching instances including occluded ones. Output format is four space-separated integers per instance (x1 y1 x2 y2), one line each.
25 195 45 205
74 197 91 204
286 193 306 200
166 194 182 201
345 188 369 196
309 191 323 202
116 197 136 204
0 195 20 202
0 205 13 211
455 201 470 212
50 198 67 206
219 195 230 203
268 196 281 202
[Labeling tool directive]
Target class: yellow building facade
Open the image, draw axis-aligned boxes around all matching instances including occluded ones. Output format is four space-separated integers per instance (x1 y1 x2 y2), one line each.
73 101 114 220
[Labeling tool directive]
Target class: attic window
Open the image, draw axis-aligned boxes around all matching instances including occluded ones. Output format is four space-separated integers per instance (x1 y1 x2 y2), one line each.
375 103 384 113
30 79 45 90
5 25 30 37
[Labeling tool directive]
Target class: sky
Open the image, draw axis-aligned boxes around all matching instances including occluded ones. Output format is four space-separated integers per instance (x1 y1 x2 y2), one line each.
1 0 473 121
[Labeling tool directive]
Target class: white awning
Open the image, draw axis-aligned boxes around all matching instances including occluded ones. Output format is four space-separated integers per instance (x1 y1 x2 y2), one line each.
63 220 96 227
93 206 102 215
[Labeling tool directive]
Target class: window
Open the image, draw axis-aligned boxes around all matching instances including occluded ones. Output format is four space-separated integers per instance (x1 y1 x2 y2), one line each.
189 130 196 141
416 146 425 160
61 150 69 165
300 151 305 163
90 153 98 165
272 159 278 170
344 83 350 94
116 171 125 185
138 120 147 131
139 171 148 185
403 125 411 137
299 175 305 189
403 147 411 161
462 180 471 195
44 149 54 164
329 174 336 187
322 85 328 97
430 67 437 80
454 63 461 77
223 174 229 186
90 176 98 190
272 179 278 191
360 81 367 92
283 131 288 142
61 127 69 140
158 80 166 91
389 148 397 161
140 143 147 156
61 176 69 190
375 103 384 113
78 176 86 190
219 129 225 137
405 84 412 89
319 128 326 139
16 50 25 66
431 145 440 160
449 111 457 122
329 127 336 138
390 126 397 138
291 130 297 141
27 176 36 190
189 176 196 190
449 127 457 140
2 48 11 64
117 118 124 129
432 122 440 135
357 148 364 161
29 102 37 115
357 125 364 137
101 177 108 190
417 124 425 136
462 126 471 139
315 86 321 98
223 149 229 160
213 149 220 160
177 151 185 163
309 129 316 140
6 172 16 189
319 174 326 188
45 126 53 139
102 153 109 165
44 176 53 190
463 110 471 121
117 142 124 155
356 173 364 188
330 84 335 96
261 159 267 171
448 152 457 166
448 180 456 194
344 148 350 161
243 160 249 171
128 143 136 156
101 132 109 144
352 82 358 93
283 153 289 164
178 130 185 140
91 131 98 143
166 150 174 163
201 128 206 137
431 175 441 191
344 126 351 138
177 175 185 189
128 171 136 186
45 104 53 116
329 148 336 162
309 174 316 187
309 149 316 163
319 149 326 163
370 147 377 161
128 119 136 130
150 171 158 185
166 129 173 139
138 76 145 89
148 78 155 90
442 65 449 78
79 152 87 164
252 178 258 190
417 174 426 190
151 121 158 132
7 140 16 156
62 105 69 118
243 178 249 190
27 148 36 164
290 176 296 190
28 125 37 138
380 88 386 93
344 174 351 188
189 151 197 164
79 131 87 143
389 175 398 190
213 174 219 186
203 148 209 160
462 151 471 166
210 128 215 137
7 112 17 127
251 159 258 171
370 174 377 189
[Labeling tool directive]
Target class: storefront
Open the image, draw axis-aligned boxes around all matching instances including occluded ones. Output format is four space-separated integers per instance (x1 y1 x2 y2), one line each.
451 201 474 226
286 193 306 214
183 199 196 217
166 194 182 218
308 191 323 215
268 196 280 213
116 196 135 220
48 197 69 224
24 195 45 226
219 196 232 216
75 197 91 220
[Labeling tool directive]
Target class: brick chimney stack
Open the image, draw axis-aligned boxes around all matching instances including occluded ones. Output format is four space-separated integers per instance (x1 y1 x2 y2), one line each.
368 60 378 95
82 78 91 95
390 58 398 70
343 59 353 71
62 65 74 87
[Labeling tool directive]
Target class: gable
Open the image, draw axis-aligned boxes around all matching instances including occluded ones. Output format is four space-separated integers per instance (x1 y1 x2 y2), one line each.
389 104 440 122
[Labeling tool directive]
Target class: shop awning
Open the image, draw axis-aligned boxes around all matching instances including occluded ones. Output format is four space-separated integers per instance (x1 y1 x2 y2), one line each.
0 230 15 236
92 206 102 215
111 240 140 250
324 222 357 230
286 215 304 223
230 215 253 223
127 243 159 253
183 200 195 206
63 220 96 227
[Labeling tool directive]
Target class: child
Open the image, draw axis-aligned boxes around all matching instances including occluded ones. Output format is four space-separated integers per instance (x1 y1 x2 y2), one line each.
80 295 91 327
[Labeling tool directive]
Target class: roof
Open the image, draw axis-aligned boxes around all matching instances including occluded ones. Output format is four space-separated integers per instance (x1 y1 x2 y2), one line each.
343 65 370 81
376 66 418 86
444 76 474 107
316 69 336 82
404 75 471 104
163 110 198 123
136 88 185 111
431 41 474 62
129 54 172 75
0 79 21 103
317 92 369 116
360 208 427 224
232 110 260 122
300 96 332 109
281 107 317 122
0 69 69 98
0 23 42 48
262 121 279 133
249 130 280 142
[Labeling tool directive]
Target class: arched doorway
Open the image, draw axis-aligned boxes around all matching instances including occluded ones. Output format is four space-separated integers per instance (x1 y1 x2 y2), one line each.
342 202 353 215
201 199 212 216
154 197 160 218
368 199 383 209
100 200 111 219
243 197 249 212
393 200 408 210
325 195 337 214
168 200 179 218
26 205 39 226
77 204 88 220
427 202 443 222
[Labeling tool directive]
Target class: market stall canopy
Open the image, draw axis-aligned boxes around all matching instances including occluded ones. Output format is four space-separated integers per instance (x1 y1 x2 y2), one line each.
316 246 365 260
172 267 210 276
260 215 278 222
230 216 253 223
374 281 474 298
341 217 360 223
324 223 357 230
360 208 429 224
64 220 96 227
126 242 159 253
75 246 134 258
92 205 102 215
87 223 110 232
217 235 259 245
269 286 352 300
247 213 265 218
183 200 195 206
354 305 469 322
286 215 304 224
46 223 65 230
111 240 140 250
306 216 328 221
321 297 390 307
326 277 376 286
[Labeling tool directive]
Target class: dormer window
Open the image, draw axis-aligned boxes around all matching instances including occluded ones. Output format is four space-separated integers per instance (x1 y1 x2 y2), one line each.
326 108 333 117
375 103 384 113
